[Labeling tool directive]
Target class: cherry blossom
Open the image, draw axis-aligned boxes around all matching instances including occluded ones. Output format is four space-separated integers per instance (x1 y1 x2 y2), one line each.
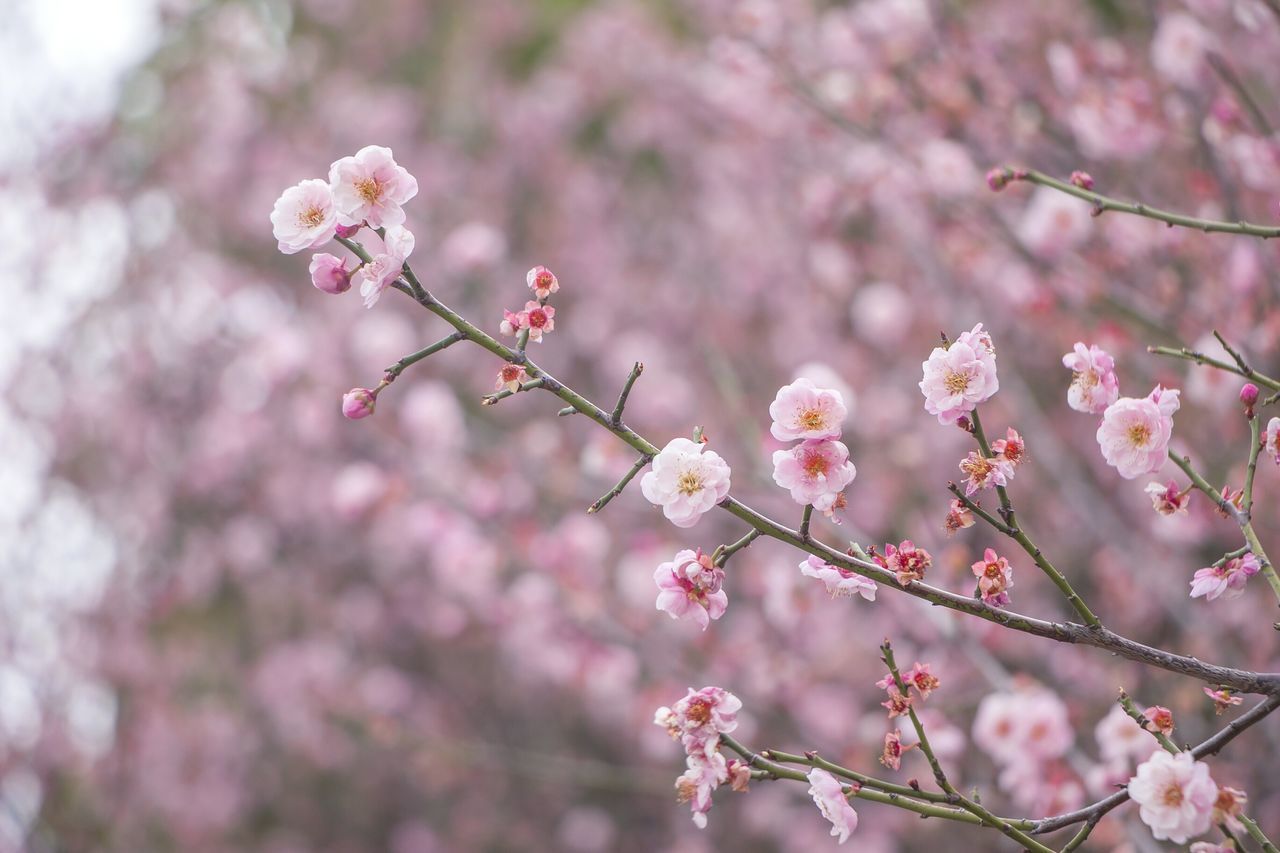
328 145 419 229
639 438 732 528
654 549 728 631
1062 342 1120 414
270 179 337 254
1096 385 1180 479
806 768 858 845
771 438 856 506
1094 703 1154 766
1128 750 1218 844
768 378 847 441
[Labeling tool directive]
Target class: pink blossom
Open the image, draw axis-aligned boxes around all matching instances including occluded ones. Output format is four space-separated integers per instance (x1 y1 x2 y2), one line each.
771 439 857 506
499 309 526 337
768 377 847 441
341 388 378 420
881 688 912 718
879 730 912 770
675 749 727 829
1016 187 1092 257
902 662 941 699
527 265 560 299
354 226 415 309
654 686 742 750
1151 13 1210 87
1265 417 1280 464
813 490 847 523
1212 786 1247 832
523 301 556 342
308 253 351 294
1145 481 1190 516
725 759 752 793
639 438 732 529
806 768 858 844
958 451 1014 496
971 547 1013 607
654 549 728 631
1143 706 1174 737
944 498 975 534
1128 750 1218 844
798 555 876 601
270 179 337 254
1095 703 1154 766
1203 687 1244 715
1062 342 1120 414
495 363 528 393
876 540 932 586
919 330 999 425
991 427 1026 467
974 687 1073 766
1096 385 1180 479
328 145 419 228
1189 552 1261 601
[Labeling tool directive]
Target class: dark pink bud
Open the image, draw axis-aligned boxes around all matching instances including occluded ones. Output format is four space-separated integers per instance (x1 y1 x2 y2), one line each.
334 223 361 239
985 167 1012 192
1241 383 1260 407
1070 170 1094 190
342 387 378 419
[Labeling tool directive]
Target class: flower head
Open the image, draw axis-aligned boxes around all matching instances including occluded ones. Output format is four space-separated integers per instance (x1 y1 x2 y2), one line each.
768 378 847 441
1128 750 1218 844
944 498 975 534
527 265 560 299
1062 343 1120 414
971 547 1014 607
771 438 856 506
1212 786 1247 831
959 451 1014 496
880 730 913 770
799 555 877 601
271 179 337 254
991 427 1026 467
1143 706 1174 737
807 768 858 844
881 688 912 718
1203 687 1243 715
654 686 743 750
1189 553 1261 601
920 326 999 425
1145 481 1190 516
495 363 528 393
877 540 932 586
640 438 732 529
342 387 378 420
675 749 727 829
902 662 941 699
1095 703 1155 766
309 252 351 294
354 225 415 308
1097 385 1179 479
328 145 419 229
522 301 556 342
654 549 728 631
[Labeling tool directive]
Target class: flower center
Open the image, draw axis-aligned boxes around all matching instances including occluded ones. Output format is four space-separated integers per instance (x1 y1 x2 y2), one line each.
984 562 1002 579
1127 423 1152 447
961 456 993 479
355 176 384 204
1074 369 1099 390
798 408 826 431
676 471 704 496
1160 783 1184 807
685 699 712 726
297 204 326 228
945 371 970 394
804 453 830 477
536 272 554 289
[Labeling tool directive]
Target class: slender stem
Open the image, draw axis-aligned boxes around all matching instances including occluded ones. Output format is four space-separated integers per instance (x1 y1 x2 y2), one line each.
998 168 1280 238
799 504 813 540
611 362 643 427
760 748 957 805
1240 814 1280 853
586 455 652 514
1214 330 1255 378
1219 821 1249 852
1149 345 1280 392
946 483 1013 535
713 528 760 567
481 377 544 406
1116 689 1178 755
385 332 466 379
1245 410 1261 518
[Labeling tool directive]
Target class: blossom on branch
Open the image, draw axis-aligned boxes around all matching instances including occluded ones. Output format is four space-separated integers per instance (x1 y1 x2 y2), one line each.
640 438 731 528
328 145 419 228
355 225 415 308
806 768 858 844
798 555 877 601
1144 480 1190 516
991 427 1026 467
876 540 932 586
526 265 559 299
1189 552 1260 601
1096 385 1179 479
341 387 378 420
1062 342 1119 414
771 438 856 506
270 179 337 254
919 324 999 425
1128 750 1218 844
958 451 1013 495
768 378 847 441
654 549 728 631
971 547 1014 607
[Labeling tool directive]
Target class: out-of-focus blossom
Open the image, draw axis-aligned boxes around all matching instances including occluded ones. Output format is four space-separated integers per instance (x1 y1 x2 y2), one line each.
1095 703 1154 766
654 549 728 631
640 438 732 528
1016 187 1092 257
1203 687 1244 715
308 252 351 294
1062 343 1119 414
769 378 847 441
919 327 999 425
1097 386 1180 479
974 686 1073 767
1128 750 1217 844
1265 417 1280 464
1145 481 1190 515
798 555 876 601
271 179 337 254
1189 552 1260 601
1212 786 1247 831
971 547 1013 607
329 145 419 228
1151 13 1211 87
771 438 856 506
806 768 858 844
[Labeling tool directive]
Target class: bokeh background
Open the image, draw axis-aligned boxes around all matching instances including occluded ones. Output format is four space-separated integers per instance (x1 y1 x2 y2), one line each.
4 0 1280 850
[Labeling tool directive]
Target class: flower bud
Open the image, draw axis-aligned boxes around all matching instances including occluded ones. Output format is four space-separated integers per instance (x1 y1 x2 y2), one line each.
1069 170 1094 190
309 253 351 294
334 223 361 239
1240 382 1259 408
985 167 1012 192
342 387 379 419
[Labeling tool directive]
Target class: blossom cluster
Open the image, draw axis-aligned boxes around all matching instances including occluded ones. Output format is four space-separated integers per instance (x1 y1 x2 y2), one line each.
653 687 744 829
653 549 727 631
769 378 856 518
973 685 1077 815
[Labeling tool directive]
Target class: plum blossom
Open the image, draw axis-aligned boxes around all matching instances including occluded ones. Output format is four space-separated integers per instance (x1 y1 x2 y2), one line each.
640 438 732 528
971 548 1013 607
813 490 847 523
527 265 560 299
270 179 337 254
1189 552 1261 601
771 439 856 506
654 549 728 631
354 226 416 308
876 540 932 586
725 759 752 793
944 498 975 534
919 327 999 425
974 687 1073 767
1143 706 1174 737
1096 385 1180 479
1203 687 1243 715
881 688 912 718
768 378 847 441
991 427 1026 467
1145 480 1190 516
654 686 742 751
495 363 528 393
1128 750 1218 844
341 388 378 420
1265 417 1280 464
1212 786 1247 832
675 749 727 829
959 451 1014 496
879 730 913 770
1095 703 1154 766
328 145 419 228
806 768 858 844
799 555 876 601
309 253 351 294
1062 343 1120 414
1151 13 1210 87
501 302 556 342
901 662 941 699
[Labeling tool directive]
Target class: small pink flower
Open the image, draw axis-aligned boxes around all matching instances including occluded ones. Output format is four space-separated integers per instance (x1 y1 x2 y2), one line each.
654 549 728 631
675 749 728 829
879 730 913 770
1145 481 1190 516
959 452 1014 496
495 363 528 392
771 439 857 506
1212 786 1247 832
881 688 912 718
768 378 847 441
522 301 556 342
1143 706 1174 737
971 548 1014 607
1097 385 1179 479
270 179 337 254
1189 553 1261 601
726 759 752 793
499 309 527 337
974 687 1073 766
1062 343 1120 414
1216 485 1244 519
876 540 932 586
919 326 999 425
354 225 416 308
1265 417 1280 465
991 428 1026 467
640 438 732 529
1070 170 1094 190
526 265 560 299
1203 687 1244 715
1128 750 1218 844
944 498 975 534
799 555 876 601
328 145 419 229
902 662 941 699
654 686 743 751
342 387 378 420
814 490 847 523
807 768 859 844
309 253 351 294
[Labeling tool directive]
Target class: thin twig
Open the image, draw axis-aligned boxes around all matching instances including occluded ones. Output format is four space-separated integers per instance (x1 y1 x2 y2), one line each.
611 362 643 427
586 455 651 514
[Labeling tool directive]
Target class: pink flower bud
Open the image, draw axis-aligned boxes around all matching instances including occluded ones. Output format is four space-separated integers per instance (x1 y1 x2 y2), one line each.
342 387 379 419
334 223 361 239
985 167 1012 191
1240 382 1259 408
1069 170 1094 190
309 253 351 294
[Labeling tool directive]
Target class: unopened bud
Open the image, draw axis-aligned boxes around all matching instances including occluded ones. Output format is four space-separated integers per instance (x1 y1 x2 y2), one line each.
342 387 378 420
1069 170 1094 190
